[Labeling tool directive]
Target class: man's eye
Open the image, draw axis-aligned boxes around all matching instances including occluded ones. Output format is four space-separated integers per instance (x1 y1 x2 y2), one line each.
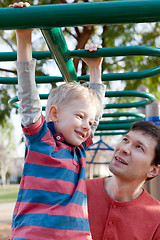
122 138 128 142
137 145 143 151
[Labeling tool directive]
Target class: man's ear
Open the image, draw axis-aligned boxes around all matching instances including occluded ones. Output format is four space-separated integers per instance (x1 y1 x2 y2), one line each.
49 105 59 122
147 165 160 178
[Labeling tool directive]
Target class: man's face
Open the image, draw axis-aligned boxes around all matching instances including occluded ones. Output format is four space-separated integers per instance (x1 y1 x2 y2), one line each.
54 99 97 146
109 130 157 182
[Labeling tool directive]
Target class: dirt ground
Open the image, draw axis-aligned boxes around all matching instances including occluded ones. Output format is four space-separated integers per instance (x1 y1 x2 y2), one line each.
0 203 15 240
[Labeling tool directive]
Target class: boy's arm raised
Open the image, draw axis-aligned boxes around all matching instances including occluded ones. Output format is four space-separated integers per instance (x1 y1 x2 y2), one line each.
82 44 106 137
10 2 42 127
16 29 42 127
82 43 102 84
82 43 105 100
16 29 32 62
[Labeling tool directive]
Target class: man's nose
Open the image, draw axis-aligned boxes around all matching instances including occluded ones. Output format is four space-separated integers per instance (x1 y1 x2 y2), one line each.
120 143 131 155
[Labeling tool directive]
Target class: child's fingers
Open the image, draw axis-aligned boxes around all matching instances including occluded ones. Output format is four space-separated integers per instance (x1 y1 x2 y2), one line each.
97 44 102 49
18 2 24 7
85 43 102 52
92 44 102 51
85 43 94 52
18 2 30 7
9 3 18 7
85 44 90 51
9 2 30 8
24 2 30 7
9 3 20 7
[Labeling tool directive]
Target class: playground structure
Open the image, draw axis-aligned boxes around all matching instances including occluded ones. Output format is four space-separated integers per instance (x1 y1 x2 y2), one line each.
0 0 160 199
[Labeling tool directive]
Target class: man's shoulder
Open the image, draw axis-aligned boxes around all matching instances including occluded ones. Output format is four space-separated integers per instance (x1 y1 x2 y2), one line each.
143 188 160 206
86 177 106 191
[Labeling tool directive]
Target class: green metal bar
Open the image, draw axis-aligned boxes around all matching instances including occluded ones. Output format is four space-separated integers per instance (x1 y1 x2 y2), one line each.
2 45 160 61
9 91 154 109
0 51 52 61
70 46 160 58
72 46 160 81
97 112 145 131
105 101 151 109
101 112 145 124
2 66 160 84
100 118 143 124
41 28 77 82
104 90 155 109
0 76 64 85
95 131 128 136
97 123 132 130
1 1 160 30
102 66 160 81
79 66 160 82
105 90 155 98
2 63 160 84
2 45 160 83
102 112 145 118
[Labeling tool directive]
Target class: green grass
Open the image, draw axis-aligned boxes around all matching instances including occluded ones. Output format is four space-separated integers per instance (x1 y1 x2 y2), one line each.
0 186 19 203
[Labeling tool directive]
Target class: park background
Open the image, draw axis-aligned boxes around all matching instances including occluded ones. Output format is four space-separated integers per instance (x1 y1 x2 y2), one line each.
0 0 160 239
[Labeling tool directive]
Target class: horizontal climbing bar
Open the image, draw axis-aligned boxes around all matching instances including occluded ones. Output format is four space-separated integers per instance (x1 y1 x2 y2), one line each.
95 131 128 136
0 51 51 61
0 76 64 85
104 90 155 109
70 46 160 58
102 112 145 119
2 63 160 84
73 46 160 81
79 66 160 82
100 118 143 124
9 90 154 111
1 46 160 83
97 122 132 131
1 1 160 30
100 112 145 124
2 45 160 61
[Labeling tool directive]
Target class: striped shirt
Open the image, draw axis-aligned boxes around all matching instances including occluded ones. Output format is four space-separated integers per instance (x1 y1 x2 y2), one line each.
10 114 93 239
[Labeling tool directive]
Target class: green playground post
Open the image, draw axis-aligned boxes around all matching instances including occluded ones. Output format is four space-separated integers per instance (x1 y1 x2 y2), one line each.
42 28 77 82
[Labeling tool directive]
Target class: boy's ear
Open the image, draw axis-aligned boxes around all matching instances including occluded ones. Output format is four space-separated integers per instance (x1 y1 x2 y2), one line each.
49 105 59 122
147 165 160 179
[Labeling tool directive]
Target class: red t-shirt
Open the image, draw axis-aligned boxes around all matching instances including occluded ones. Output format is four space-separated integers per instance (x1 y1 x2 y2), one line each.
86 177 160 240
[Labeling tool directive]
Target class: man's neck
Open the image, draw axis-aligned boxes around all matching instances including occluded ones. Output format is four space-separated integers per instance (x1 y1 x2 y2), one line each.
104 176 144 202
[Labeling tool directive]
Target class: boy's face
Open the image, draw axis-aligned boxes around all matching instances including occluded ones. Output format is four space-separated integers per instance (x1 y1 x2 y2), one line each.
51 99 97 146
109 130 158 182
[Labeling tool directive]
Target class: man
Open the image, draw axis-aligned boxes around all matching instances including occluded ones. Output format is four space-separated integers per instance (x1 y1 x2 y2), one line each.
86 120 160 240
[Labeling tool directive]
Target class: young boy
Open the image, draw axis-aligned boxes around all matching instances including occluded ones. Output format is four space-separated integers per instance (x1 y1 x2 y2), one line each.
9 2 105 240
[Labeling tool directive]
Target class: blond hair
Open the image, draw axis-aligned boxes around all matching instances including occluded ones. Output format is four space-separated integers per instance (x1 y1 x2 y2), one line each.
45 82 101 122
